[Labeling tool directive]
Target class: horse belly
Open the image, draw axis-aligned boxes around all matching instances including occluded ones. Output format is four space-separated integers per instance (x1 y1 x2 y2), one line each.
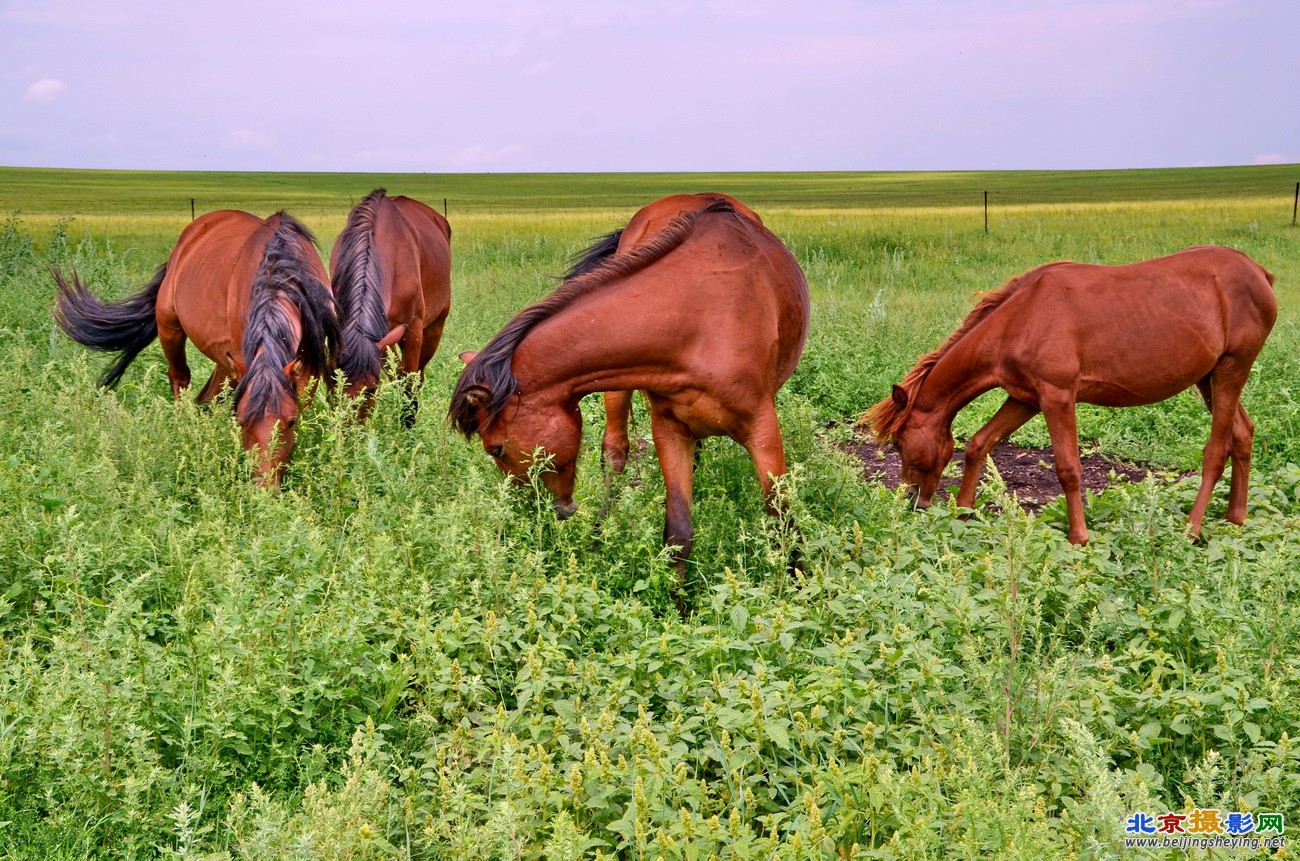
1073 320 1222 407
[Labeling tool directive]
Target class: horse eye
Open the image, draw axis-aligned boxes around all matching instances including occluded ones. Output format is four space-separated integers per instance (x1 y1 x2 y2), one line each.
488 444 505 459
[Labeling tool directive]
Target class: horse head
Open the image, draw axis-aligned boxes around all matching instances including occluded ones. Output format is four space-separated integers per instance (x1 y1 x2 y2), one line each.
454 351 582 519
341 323 408 418
889 385 953 509
232 351 304 488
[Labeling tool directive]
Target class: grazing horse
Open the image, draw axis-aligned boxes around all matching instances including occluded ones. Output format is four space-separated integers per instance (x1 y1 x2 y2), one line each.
864 246 1277 544
330 188 452 422
53 210 338 487
450 193 810 610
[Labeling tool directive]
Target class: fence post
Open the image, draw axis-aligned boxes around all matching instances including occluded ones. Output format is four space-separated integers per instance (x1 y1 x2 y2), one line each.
1292 182 1298 227
191 198 196 221
444 198 448 218
984 191 989 234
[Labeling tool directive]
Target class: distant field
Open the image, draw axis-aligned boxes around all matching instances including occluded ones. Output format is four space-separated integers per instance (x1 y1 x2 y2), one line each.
2 165 1299 859
4 161 1298 216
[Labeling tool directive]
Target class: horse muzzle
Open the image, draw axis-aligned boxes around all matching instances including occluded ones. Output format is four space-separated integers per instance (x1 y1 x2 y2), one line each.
553 498 578 520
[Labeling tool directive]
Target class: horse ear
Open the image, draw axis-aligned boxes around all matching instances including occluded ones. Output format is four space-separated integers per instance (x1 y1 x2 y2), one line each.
376 324 407 350
464 385 491 409
283 358 303 381
458 351 479 364
891 385 909 409
227 351 248 377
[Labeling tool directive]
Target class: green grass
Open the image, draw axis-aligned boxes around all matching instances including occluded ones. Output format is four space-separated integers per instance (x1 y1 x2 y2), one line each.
1 165 1299 859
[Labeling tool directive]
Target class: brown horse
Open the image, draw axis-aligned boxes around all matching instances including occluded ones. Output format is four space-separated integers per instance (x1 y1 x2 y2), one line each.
53 210 338 486
864 246 1277 544
450 193 810 608
330 188 452 422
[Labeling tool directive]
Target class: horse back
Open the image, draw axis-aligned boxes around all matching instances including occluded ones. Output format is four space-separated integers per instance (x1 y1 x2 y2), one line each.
376 195 452 322
161 211 270 362
590 197 809 389
617 193 763 252
989 246 1277 405
162 211 328 367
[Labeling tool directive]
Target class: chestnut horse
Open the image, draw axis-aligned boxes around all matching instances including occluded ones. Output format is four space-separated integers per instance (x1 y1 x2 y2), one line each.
330 188 452 422
864 246 1277 544
53 210 338 486
450 193 810 609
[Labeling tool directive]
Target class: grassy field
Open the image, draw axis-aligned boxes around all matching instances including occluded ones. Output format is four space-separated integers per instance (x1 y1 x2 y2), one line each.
1 165 1299 859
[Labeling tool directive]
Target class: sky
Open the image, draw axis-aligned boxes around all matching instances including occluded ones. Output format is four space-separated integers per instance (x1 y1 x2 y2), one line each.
2 0 1296 173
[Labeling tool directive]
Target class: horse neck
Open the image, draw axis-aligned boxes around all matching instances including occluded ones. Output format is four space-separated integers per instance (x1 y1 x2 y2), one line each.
509 294 665 403
910 334 999 429
241 296 302 368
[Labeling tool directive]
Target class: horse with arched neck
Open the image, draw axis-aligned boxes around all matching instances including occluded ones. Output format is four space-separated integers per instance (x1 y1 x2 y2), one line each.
53 210 338 487
450 193 809 613
864 245 1277 544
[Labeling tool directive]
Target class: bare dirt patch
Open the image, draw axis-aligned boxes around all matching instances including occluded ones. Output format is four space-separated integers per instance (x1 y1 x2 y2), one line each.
842 438 1163 512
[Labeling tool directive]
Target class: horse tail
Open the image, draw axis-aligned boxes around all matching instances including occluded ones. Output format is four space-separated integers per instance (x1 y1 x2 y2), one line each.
563 229 623 280
332 189 388 387
52 264 166 388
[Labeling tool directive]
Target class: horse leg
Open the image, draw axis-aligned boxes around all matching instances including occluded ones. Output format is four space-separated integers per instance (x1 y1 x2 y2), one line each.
194 367 232 405
1039 394 1088 544
741 403 803 578
593 390 635 527
1187 362 1252 538
398 324 425 427
1225 405 1255 526
1195 378 1255 527
420 310 448 367
601 391 633 474
955 397 1039 509
157 319 190 399
649 405 698 617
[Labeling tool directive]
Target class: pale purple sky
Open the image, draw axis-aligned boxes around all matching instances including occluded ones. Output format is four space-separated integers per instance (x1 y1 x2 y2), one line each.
2 0 1296 172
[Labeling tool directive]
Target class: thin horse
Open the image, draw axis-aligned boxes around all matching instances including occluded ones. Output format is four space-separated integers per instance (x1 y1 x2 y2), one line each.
330 188 452 422
864 246 1277 544
53 210 338 486
449 193 810 611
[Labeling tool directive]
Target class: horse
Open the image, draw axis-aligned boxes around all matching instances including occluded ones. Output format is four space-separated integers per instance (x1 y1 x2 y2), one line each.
863 246 1277 544
330 188 452 423
449 193 810 612
53 210 339 487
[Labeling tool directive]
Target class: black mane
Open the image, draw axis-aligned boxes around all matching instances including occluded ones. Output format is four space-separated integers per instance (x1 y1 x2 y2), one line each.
233 213 339 421
332 188 390 387
563 228 623 280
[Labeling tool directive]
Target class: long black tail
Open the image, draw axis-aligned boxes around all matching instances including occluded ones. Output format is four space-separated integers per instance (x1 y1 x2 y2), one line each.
53 264 166 388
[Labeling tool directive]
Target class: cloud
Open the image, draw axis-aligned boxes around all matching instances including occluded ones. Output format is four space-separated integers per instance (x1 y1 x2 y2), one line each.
224 129 272 149
1250 153 1286 165
24 78 67 102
